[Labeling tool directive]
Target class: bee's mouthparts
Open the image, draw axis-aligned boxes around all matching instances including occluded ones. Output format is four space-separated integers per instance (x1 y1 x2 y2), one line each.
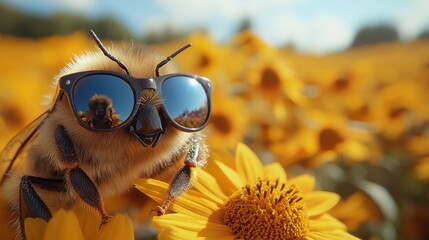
133 132 162 148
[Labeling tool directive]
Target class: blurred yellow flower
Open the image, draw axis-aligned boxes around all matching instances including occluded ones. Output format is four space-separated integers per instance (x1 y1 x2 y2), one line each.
227 30 278 81
268 127 318 166
207 90 248 150
1 30 429 240
24 208 134 240
368 81 429 140
311 111 381 163
329 191 382 231
173 32 227 83
414 156 429 182
270 111 379 168
245 56 306 106
0 32 92 151
315 66 372 113
229 30 276 58
135 143 359 240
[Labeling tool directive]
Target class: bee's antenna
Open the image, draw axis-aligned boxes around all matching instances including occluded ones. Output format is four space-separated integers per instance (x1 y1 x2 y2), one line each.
89 30 131 76
156 43 192 77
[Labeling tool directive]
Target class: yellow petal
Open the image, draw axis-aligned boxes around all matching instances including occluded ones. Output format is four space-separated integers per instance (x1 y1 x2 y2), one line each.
134 178 169 204
339 140 369 161
263 162 287 181
307 229 360 240
305 192 340 217
158 230 235 240
309 214 346 231
43 210 84 240
213 160 243 195
235 142 263 185
72 205 101 240
170 192 220 220
158 231 207 240
134 178 220 220
152 213 232 233
25 218 47 240
209 148 236 170
193 169 228 204
287 174 315 194
158 231 185 240
98 214 134 240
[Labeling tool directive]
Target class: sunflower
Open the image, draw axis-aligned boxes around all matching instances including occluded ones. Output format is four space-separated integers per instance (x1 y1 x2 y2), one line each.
329 191 382 231
268 110 379 168
229 30 275 58
227 30 277 79
135 143 359 240
245 56 306 106
24 206 134 240
368 81 429 140
0 32 92 150
207 89 248 150
305 110 379 166
170 32 227 83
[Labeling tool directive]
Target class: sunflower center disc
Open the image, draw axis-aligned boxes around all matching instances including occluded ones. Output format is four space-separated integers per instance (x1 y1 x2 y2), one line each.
221 179 310 240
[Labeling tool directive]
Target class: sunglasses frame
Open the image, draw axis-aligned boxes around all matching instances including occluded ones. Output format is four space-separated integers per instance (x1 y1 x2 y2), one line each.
55 70 212 133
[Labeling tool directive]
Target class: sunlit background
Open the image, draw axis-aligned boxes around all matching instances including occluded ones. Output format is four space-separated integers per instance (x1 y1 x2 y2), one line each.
0 1 429 240
2 0 429 53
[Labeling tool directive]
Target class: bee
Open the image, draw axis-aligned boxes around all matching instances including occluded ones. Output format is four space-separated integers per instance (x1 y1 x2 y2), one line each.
0 30 212 239
85 94 117 129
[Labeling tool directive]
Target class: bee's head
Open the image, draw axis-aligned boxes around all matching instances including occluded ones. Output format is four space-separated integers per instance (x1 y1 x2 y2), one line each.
88 95 113 118
53 30 210 149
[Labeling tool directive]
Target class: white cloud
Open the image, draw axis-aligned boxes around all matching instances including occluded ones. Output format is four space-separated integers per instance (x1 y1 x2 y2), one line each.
153 0 303 19
254 13 353 53
55 0 95 12
4 0 95 13
146 0 352 53
144 0 305 32
306 15 354 53
151 0 242 26
396 0 429 39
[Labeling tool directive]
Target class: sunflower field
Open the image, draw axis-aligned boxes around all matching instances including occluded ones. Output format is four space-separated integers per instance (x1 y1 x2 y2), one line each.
1 31 429 240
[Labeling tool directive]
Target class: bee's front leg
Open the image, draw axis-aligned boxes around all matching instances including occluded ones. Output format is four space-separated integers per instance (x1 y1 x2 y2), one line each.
153 135 207 216
19 176 66 238
55 125 110 224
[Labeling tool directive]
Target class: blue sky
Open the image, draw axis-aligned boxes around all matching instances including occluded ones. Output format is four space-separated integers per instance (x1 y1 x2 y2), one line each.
3 0 429 53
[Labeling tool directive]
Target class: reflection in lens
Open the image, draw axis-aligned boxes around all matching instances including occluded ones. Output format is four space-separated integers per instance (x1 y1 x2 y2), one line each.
83 94 118 129
73 74 134 130
161 76 209 129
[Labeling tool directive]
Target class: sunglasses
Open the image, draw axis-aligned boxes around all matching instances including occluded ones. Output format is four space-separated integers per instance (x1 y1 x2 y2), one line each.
56 70 212 132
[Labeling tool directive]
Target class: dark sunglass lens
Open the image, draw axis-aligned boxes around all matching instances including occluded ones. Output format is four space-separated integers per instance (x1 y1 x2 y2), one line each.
161 76 209 129
73 74 134 130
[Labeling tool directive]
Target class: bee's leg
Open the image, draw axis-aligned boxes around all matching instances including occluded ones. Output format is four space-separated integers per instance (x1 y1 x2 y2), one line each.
153 136 206 216
19 176 66 237
65 167 111 224
55 125 110 224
